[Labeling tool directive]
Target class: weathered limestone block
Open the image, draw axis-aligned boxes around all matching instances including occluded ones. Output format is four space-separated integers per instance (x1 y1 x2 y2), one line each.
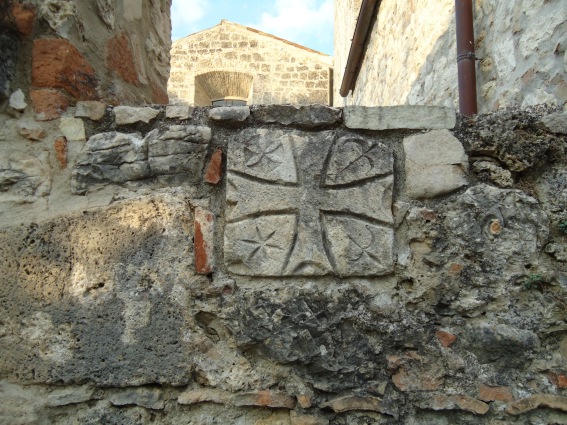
344 106 456 130
17 120 46 141
72 132 149 194
224 128 394 276
253 105 342 128
114 106 159 125
108 388 164 410
209 106 250 124
47 385 96 407
96 0 115 29
59 117 86 141
72 125 211 193
0 151 51 197
404 129 468 199
9 89 26 111
147 125 210 177
75 101 106 121
166 105 193 119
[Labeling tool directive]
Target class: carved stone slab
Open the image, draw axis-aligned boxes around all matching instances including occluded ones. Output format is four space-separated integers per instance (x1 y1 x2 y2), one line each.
224 129 394 276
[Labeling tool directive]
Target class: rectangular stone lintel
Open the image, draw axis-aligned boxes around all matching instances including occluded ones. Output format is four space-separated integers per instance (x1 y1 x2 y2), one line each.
343 106 456 130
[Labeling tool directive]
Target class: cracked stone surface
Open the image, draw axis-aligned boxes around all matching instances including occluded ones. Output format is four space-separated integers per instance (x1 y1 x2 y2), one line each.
224 128 394 276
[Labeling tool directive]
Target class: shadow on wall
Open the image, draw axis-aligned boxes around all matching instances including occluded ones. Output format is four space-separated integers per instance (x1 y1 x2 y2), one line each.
0 195 200 386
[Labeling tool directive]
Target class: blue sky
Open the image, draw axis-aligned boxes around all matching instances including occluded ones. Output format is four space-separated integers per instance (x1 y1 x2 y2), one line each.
170 0 334 55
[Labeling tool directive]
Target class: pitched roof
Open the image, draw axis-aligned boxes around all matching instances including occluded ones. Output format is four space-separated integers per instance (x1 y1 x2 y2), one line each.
175 19 331 58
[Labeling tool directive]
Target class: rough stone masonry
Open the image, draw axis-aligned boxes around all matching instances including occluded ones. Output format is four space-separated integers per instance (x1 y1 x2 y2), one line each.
0 102 566 424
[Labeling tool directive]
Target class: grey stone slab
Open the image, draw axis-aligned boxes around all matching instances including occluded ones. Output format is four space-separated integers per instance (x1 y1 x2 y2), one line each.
253 105 341 128
209 106 250 123
114 106 159 125
404 129 468 199
109 388 164 410
541 111 567 134
224 128 394 277
344 106 456 130
75 101 107 121
165 105 194 119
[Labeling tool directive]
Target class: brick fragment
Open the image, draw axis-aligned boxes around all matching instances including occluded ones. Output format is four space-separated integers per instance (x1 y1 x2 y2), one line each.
32 39 98 100
205 149 223 184
194 208 215 274
436 330 457 347
30 89 70 121
478 384 513 402
106 33 138 84
548 372 567 388
11 2 36 35
54 137 68 169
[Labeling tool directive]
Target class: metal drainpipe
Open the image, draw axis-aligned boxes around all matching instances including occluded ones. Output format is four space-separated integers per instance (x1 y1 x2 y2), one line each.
339 0 380 97
455 0 478 116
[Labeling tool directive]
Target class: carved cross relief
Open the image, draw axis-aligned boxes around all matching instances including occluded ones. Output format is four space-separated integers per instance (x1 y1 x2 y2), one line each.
224 128 394 276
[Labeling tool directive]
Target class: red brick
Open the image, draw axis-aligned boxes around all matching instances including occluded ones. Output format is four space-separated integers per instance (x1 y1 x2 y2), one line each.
30 89 70 121
106 33 138 84
478 384 513 402
232 390 296 409
32 39 98 100
194 208 215 274
548 372 567 388
12 2 36 35
205 149 223 184
436 330 457 347
54 136 68 169
151 82 169 104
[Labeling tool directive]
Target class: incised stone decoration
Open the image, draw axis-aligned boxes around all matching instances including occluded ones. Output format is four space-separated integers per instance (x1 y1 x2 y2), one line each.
224 128 394 276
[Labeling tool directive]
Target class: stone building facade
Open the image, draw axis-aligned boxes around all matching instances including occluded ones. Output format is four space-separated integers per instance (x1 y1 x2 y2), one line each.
334 0 567 112
168 20 333 106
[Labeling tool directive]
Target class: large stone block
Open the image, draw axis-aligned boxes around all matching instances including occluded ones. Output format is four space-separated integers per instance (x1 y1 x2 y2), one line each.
344 106 456 130
0 194 197 386
403 129 468 199
224 128 394 276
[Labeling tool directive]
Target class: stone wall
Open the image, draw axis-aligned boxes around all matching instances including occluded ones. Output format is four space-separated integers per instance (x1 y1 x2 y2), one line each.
1 101 567 424
169 20 333 106
334 0 567 113
1 0 171 119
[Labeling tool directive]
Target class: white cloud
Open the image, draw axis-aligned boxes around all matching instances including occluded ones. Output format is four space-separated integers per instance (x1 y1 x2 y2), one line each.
248 0 333 49
171 0 210 40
